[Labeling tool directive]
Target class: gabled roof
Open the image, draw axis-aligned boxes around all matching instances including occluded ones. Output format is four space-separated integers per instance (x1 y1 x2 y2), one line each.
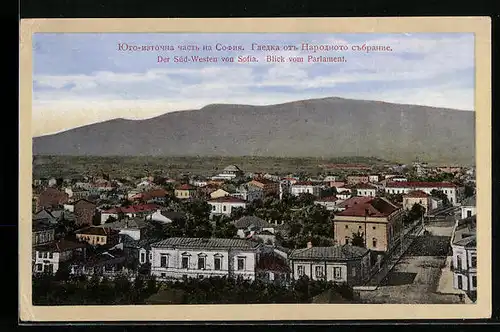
336 197 399 217
208 196 247 204
151 237 261 250
234 216 271 229
453 235 476 247
404 190 430 198
35 239 86 252
223 165 242 172
75 226 120 236
462 194 476 207
289 244 369 261
175 184 196 190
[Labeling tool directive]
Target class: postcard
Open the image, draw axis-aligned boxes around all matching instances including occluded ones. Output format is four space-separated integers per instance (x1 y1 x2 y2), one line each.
20 17 491 322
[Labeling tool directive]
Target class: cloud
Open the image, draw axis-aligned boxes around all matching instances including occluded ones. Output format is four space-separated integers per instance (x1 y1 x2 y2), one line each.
32 33 475 136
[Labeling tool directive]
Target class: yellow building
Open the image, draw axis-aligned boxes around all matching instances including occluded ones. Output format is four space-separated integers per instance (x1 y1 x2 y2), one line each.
75 226 119 246
174 184 197 199
333 197 404 253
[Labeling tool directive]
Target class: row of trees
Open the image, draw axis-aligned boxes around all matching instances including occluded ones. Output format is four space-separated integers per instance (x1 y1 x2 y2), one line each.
32 273 354 305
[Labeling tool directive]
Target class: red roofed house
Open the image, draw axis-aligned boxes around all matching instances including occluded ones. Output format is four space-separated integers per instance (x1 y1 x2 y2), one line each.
75 226 120 246
247 178 280 196
208 196 247 217
131 188 169 202
402 190 431 214
384 181 463 206
100 204 161 223
35 187 70 211
174 184 197 199
333 197 404 253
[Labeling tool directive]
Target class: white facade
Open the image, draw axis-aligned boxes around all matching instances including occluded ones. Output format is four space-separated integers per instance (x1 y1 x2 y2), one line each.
451 245 477 292
290 184 323 197
48 178 57 187
63 204 75 212
150 247 259 280
314 199 340 211
208 200 247 216
33 249 73 274
368 175 379 183
356 188 376 197
384 184 462 206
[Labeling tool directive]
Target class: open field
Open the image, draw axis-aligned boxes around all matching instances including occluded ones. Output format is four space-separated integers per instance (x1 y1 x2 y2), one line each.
32 155 390 179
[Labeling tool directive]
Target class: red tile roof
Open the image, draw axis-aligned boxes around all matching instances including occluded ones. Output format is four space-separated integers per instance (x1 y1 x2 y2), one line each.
175 184 196 190
208 196 247 204
35 239 86 252
354 183 377 189
336 197 399 217
294 181 322 186
337 196 372 208
102 203 160 214
386 181 457 188
404 190 430 198
316 196 338 202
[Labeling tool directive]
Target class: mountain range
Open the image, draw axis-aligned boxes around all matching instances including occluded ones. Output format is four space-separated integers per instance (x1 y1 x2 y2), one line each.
32 97 475 163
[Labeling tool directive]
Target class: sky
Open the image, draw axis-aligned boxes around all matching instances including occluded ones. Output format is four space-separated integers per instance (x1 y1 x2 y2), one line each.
32 33 475 136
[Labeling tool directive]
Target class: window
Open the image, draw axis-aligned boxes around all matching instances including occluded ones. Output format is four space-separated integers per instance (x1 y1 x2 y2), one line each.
372 226 376 230
345 237 349 245
333 267 342 280
467 210 472 218
237 257 246 271
471 254 477 268
352 267 356 277
297 265 305 277
214 256 222 270
43 252 48 258
38 252 42 258
223 205 227 212
182 256 189 269
149 253 153 261
372 238 377 248
45 264 53 274
358 226 362 229
457 255 462 270
472 275 477 288
457 275 463 289
198 256 206 270
345 225 348 229
140 252 146 264
105 264 113 272
160 254 168 267
160 273 166 278
212 205 216 211
315 266 324 278
35 264 43 272
48 252 53 259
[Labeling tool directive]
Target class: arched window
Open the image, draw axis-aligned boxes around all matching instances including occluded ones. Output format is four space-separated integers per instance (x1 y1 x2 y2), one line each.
372 238 377 248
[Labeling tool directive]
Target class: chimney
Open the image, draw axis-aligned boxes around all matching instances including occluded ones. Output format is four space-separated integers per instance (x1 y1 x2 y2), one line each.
307 241 313 249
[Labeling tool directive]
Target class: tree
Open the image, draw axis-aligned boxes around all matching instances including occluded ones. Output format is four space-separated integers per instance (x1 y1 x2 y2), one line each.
464 184 475 198
351 231 365 247
92 213 102 226
105 216 117 224
430 189 450 206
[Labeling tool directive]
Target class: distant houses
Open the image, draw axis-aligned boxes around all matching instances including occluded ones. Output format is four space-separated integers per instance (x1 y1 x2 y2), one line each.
384 181 463 206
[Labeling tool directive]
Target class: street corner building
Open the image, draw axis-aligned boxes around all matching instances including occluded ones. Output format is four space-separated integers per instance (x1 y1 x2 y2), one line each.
288 242 371 286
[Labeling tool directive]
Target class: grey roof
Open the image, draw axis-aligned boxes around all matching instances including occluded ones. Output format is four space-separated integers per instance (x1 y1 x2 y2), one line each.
453 235 476 247
160 210 186 220
233 216 271 229
462 195 476 207
223 165 242 172
289 245 369 261
100 218 148 230
150 237 261 250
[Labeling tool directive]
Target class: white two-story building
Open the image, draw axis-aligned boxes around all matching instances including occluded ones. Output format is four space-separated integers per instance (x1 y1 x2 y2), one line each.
384 181 463 206
148 237 263 281
208 196 247 217
461 195 477 219
290 181 323 197
450 215 477 300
